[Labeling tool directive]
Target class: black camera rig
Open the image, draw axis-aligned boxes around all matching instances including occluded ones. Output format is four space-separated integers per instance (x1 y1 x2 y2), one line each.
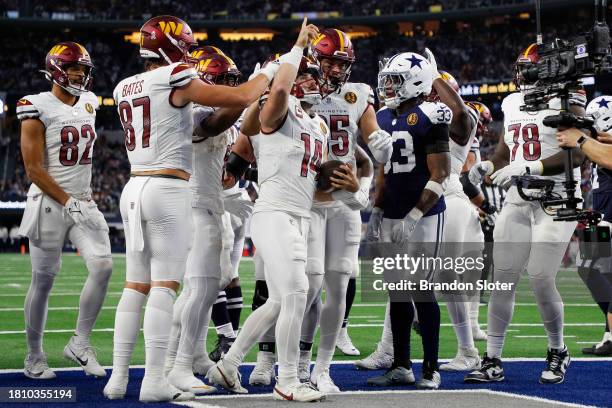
512 0 612 230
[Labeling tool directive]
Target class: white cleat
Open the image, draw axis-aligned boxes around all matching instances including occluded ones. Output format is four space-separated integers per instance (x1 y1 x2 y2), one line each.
311 369 340 394
103 373 128 400
249 351 275 386
24 354 56 380
193 353 215 376
298 350 312 383
472 326 488 341
336 327 360 356
206 359 248 394
139 377 195 402
440 347 481 371
354 342 393 370
273 381 325 402
63 337 106 377
168 367 217 395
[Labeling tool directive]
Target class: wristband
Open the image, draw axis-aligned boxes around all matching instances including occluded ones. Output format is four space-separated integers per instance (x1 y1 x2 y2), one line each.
577 135 587 149
424 180 444 197
359 174 373 192
279 46 304 70
407 207 424 222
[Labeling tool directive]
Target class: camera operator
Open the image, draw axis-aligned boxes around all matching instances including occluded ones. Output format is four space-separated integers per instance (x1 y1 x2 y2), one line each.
558 95 612 355
465 43 587 385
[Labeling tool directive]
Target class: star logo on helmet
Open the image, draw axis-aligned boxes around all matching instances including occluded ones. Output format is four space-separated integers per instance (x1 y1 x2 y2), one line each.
597 98 610 108
407 55 424 69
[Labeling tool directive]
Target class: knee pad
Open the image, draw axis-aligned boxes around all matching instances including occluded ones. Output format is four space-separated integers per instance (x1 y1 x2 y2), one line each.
86 257 113 284
252 280 269 311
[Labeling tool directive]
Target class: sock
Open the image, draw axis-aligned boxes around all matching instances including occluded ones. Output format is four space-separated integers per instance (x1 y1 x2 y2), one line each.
225 300 280 369
112 288 146 377
531 277 564 350
446 301 474 349
24 271 55 357
487 265 521 358
175 277 219 369
342 278 356 328
75 257 112 345
468 299 481 328
380 302 394 354
276 292 307 387
390 301 414 369
143 287 176 379
415 295 440 365
300 274 323 345
313 272 349 376
165 284 189 373
226 286 243 332
212 291 235 338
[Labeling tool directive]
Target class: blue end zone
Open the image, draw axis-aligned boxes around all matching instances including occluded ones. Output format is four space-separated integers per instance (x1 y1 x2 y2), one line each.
1 360 610 407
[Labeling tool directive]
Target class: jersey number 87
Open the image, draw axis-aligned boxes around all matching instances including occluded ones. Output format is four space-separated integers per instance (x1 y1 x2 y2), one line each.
118 96 151 151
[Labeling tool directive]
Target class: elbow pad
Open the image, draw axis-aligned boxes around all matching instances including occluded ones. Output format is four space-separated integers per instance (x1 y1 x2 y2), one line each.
225 152 251 179
460 172 481 199
367 129 393 163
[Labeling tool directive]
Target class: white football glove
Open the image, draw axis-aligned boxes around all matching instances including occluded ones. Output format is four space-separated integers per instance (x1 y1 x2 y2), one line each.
367 129 393 163
249 60 280 82
223 193 254 221
468 160 495 185
366 207 384 241
391 211 421 245
424 48 441 80
64 197 107 231
490 161 543 190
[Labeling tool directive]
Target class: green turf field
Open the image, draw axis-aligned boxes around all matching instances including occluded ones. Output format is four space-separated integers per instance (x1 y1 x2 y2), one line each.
0 253 606 370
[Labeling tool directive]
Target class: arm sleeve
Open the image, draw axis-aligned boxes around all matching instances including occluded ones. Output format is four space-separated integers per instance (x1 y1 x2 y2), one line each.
460 171 481 199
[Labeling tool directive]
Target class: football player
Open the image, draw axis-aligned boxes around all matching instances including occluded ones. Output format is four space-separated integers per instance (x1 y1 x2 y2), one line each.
465 44 586 384
206 21 334 402
17 42 111 380
103 15 280 402
365 52 451 389
165 49 250 394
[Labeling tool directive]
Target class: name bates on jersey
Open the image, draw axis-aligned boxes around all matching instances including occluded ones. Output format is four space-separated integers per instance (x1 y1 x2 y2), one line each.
377 101 452 219
254 95 329 218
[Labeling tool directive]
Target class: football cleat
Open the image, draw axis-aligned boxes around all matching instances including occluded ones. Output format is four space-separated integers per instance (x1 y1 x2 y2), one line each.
103 373 128 400
416 361 441 390
440 347 480 371
355 342 393 370
582 332 612 356
249 351 276 386
193 352 215 376
168 366 217 395
367 366 415 386
63 336 106 377
472 325 488 341
464 353 504 383
273 381 325 402
209 335 235 363
298 350 312 382
540 346 570 384
311 368 340 393
336 327 360 356
206 359 248 394
139 377 195 402
24 354 56 380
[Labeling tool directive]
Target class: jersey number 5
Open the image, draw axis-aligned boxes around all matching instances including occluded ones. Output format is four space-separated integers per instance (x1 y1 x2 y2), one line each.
119 96 151 151
59 124 97 166
508 123 541 161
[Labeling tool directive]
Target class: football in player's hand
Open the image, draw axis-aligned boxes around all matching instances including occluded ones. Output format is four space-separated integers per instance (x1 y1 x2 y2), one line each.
317 160 345 192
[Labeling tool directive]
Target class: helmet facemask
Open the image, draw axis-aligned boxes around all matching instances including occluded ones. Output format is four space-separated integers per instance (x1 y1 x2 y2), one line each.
45 61 94 96
318 57 352 95
293 72 322 106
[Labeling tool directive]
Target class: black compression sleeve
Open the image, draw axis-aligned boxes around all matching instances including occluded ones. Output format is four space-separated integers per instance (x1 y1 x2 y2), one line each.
225 152 251 178
424 124 450 154
460 171 481 199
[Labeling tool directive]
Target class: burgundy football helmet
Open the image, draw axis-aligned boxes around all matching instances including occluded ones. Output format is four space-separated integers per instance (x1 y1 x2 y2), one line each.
466 101 492 138
43 42 94 96
140 15 197 64
192 49 242 86
427 70 460 102
514 43 539 90
312 28 355 94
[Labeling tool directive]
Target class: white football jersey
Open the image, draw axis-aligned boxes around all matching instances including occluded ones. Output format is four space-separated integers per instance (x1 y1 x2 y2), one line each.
190 105 238 213
446 107 479 196
254 95 329 217
16 91 99 199
113 62 198 173
312 82 373 167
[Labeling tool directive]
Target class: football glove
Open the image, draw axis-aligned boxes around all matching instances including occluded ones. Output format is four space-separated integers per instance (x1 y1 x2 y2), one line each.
64 197 107 231
391 209 422 245
223 193 254 221
490 161 543 189
468 160 495 185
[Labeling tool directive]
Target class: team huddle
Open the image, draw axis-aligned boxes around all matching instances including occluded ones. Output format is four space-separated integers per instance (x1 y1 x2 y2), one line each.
14 13 612 403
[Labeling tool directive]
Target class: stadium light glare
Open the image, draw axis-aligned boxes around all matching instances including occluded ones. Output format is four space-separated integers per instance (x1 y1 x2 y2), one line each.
219 29 276 41
340 26 377 40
